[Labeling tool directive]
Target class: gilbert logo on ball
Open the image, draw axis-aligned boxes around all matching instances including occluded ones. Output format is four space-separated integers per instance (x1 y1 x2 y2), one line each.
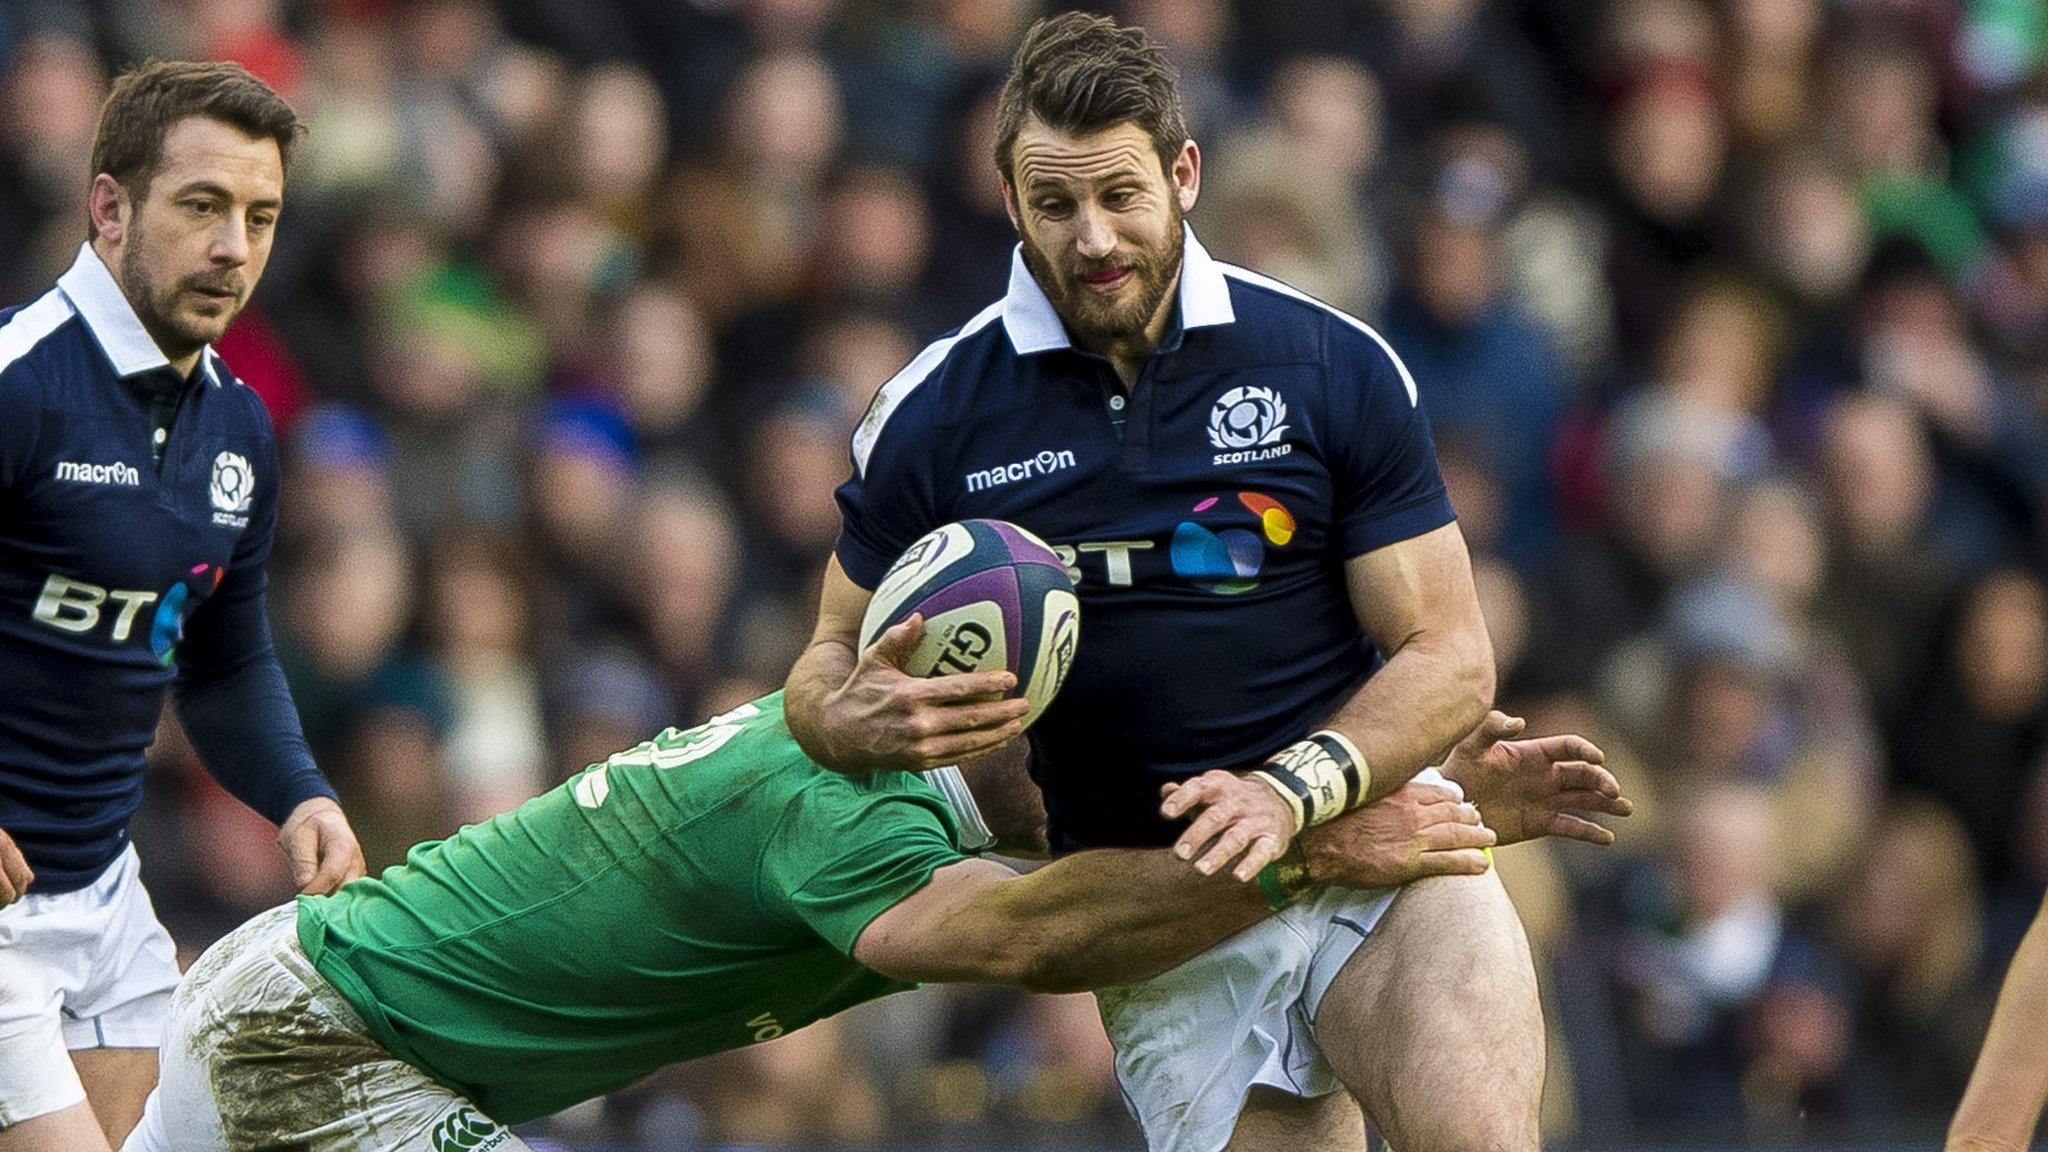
861 520 1081 727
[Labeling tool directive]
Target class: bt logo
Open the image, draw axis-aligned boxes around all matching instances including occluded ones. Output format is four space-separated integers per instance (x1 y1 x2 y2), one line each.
1171 492 1296 594
1048 493 1297 594
1049 540 1153 586
30 564 222 663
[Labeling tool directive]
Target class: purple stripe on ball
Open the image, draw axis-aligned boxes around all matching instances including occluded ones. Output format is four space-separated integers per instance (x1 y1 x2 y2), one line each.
907 567 1025 674
975 518 1062 567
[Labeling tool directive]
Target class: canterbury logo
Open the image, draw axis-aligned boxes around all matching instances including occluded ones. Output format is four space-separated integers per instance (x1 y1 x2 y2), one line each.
430 1107 507 1152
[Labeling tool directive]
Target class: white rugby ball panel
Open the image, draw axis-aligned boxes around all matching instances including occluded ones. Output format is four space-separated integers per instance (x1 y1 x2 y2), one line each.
1023 588 1080 726
860 521 980 650
903 603 1011 678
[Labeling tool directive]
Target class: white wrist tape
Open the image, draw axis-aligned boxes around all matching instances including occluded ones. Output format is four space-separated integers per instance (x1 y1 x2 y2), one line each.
1250 730 1369 831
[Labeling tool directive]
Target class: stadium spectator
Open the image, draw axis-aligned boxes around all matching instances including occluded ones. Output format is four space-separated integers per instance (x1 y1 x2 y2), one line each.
0 0 2033 1143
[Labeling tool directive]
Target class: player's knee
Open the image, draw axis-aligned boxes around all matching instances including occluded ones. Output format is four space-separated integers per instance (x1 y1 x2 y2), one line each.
1402 1097 1540 1152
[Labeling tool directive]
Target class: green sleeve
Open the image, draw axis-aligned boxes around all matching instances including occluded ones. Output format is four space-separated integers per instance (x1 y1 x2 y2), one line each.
760 777 965 955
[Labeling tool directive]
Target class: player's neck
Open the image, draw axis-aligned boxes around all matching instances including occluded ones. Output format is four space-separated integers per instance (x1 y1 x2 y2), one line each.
1087 265 1182 389
139 326 205 380
162 347 205 380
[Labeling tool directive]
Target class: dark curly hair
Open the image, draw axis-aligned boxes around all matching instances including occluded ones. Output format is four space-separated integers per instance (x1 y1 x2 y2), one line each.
992 12 1190 184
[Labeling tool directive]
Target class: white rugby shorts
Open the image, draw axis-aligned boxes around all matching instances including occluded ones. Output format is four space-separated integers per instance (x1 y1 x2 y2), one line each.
0 844 181 1128
1096 768 1466 1152
122 904 528 1152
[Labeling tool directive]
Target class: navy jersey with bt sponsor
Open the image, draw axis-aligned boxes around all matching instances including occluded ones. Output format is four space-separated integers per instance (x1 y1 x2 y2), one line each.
836 227 1456 851
0 245 332 892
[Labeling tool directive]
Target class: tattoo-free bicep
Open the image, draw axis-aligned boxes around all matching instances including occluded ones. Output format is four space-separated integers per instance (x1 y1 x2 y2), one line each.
1342 522 1485 659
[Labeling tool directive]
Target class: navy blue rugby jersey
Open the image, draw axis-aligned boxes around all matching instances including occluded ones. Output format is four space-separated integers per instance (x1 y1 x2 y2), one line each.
836 227 1457 851
0 245 332 891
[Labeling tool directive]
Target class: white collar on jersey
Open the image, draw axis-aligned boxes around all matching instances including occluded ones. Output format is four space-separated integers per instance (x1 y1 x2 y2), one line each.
56 242 223 386
1000 221 1237 356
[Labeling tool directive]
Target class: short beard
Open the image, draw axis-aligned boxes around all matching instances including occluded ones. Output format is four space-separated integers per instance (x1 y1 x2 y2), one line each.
119 218 242 364
1020 202 1184 351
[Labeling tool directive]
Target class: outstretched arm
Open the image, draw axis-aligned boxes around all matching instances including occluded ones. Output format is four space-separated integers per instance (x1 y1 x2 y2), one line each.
174 454 362 895
852 851 1269 993
1158 708 1631 884
1439 711 1632 847
852 796 1493 993
1950 895 2048 1152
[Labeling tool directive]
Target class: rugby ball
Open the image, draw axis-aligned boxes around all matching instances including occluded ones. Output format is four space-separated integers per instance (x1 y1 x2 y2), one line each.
859 519 1080 727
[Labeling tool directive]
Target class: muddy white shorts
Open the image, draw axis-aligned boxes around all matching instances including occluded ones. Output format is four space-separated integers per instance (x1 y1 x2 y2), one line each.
0 844 181 1128
1096 768 1465 1152
120 904 528 1152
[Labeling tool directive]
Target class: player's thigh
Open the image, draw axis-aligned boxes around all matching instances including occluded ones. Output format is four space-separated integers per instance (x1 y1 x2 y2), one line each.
1313 871 1543 1152
0 1101 113 1152
156 907 526 1152
172 993 537 1152
59 850 177 1148
72 1049 155 1148
1223 1086 1367 1152
0 947 92 1145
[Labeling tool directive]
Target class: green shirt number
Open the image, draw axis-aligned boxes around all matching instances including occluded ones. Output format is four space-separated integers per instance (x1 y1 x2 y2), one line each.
573 702 764 809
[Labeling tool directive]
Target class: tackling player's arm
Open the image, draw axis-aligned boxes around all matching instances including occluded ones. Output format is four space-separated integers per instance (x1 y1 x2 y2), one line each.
851 798 1492 993
1437 711 1631 847
1949 893 2048 1152
1164 710 1630 880
784 558 1029 774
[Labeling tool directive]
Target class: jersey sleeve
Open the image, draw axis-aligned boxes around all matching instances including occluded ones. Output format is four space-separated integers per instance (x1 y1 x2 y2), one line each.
179 393 283 668
0 362 44 499
175 395 336 822
834 396 942 590
759 777 965 956
1326 323 1457 558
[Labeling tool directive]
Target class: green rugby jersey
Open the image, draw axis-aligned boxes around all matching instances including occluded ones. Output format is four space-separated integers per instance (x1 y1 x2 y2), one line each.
295 691 964 1123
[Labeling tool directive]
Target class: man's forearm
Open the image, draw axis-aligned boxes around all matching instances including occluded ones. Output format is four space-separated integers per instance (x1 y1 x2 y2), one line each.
1325 637 1492 806
175 592 336 824
178 655 335 824
963 848 1275 993
1951 899 2048 1151
783 639 857 771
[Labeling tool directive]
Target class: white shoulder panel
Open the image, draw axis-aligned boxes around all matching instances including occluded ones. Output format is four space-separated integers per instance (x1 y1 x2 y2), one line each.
1216 264 1419 407
851 302 1005 477
0 289 78 377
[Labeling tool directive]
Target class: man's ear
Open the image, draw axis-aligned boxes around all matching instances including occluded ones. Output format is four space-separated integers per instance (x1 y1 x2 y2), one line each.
1000 174 1021 231
1172 140 1200 215
89 174 128 246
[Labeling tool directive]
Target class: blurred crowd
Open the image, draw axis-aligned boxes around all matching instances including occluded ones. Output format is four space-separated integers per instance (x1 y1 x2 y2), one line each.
6 0 2048 1146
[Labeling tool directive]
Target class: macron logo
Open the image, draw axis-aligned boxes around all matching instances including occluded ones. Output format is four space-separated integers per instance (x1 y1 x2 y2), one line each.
965 448 1078 494
55 461 140 487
